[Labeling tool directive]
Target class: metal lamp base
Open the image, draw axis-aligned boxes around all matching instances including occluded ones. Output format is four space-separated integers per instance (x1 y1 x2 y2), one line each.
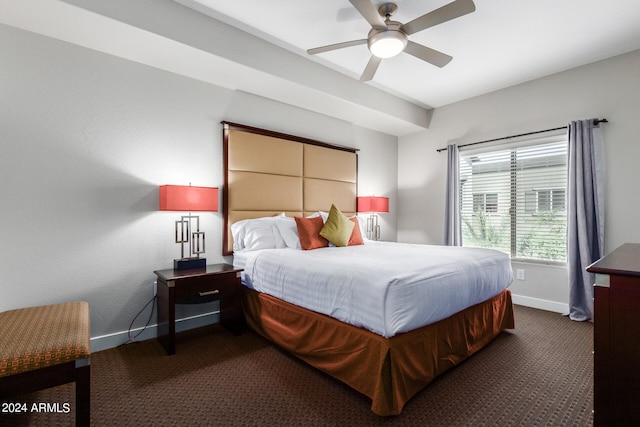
366 214 381 240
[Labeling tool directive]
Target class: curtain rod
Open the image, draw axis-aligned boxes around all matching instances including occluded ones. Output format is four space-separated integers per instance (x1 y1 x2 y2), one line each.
436 118 608 153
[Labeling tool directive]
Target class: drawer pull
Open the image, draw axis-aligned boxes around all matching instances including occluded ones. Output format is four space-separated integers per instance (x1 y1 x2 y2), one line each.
199 289 220 297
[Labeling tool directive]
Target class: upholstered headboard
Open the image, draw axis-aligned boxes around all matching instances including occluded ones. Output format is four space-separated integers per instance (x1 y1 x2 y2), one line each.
222 122 358 255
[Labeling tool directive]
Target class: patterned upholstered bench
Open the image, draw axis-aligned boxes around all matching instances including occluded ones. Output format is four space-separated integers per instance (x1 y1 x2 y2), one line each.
0 301 90 426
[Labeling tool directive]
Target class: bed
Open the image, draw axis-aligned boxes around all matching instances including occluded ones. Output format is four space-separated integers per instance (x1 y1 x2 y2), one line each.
222 122 515 416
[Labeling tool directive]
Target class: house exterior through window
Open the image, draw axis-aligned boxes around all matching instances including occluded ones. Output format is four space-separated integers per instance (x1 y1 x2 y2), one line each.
473 193 498 213
459 134 567 263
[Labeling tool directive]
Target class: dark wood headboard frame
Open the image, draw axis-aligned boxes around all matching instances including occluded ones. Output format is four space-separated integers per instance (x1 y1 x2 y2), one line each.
222 121 359 256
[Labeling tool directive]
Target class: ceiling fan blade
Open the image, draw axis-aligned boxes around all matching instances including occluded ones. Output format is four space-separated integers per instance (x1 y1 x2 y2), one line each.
404 41 453 68
360 55 382 81
307 39 367 55
348 0 387 30
402 0 476 35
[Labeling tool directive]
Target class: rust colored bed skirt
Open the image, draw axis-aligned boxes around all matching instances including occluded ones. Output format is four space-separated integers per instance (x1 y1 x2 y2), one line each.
242 287 514 416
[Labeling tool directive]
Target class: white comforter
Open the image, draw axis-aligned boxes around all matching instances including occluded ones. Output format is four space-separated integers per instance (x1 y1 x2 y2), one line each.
234 241 513 338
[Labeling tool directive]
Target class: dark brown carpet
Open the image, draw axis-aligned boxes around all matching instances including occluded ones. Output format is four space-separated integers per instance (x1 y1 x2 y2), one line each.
2 305 593 426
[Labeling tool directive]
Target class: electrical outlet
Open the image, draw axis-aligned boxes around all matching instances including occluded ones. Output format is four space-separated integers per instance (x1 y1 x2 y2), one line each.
516 269 525 280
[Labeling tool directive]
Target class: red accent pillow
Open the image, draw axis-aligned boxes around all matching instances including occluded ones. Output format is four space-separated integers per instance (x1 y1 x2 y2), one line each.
348 217 364 246
295 216 329 250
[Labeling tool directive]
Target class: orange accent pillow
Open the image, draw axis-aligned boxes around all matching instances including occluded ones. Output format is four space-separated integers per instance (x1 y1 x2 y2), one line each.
348 217 364 246
295 216 329 250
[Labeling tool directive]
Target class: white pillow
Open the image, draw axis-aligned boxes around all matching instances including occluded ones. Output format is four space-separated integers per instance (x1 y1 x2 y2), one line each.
231 214 286 252
275 216 300 249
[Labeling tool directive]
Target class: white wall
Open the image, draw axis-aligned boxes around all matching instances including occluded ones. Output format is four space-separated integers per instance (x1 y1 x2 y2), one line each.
0 24 398 350
398 49 640 312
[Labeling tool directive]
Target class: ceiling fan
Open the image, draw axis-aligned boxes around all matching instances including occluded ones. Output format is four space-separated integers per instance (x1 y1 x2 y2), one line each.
307 0 476 81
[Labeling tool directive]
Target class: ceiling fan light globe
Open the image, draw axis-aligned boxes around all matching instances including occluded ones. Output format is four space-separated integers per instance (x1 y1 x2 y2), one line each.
368 30 407 58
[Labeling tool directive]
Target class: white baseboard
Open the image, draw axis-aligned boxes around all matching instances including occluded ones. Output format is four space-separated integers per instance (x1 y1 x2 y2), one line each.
90 311 220 353
511 294 569 315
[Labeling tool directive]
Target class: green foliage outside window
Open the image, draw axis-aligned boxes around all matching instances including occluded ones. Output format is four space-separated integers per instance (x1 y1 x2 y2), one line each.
462 209 566 262
516 210 566 262
462 210 508 253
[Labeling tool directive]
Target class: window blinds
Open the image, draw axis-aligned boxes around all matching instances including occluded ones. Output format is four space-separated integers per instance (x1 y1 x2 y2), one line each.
459 135 567 262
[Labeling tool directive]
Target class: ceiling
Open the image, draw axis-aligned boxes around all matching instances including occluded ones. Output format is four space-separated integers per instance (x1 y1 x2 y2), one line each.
2 0 640 136
178 0 640 109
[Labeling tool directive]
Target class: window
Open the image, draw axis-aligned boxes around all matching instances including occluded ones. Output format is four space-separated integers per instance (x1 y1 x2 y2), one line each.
459 135 567 263
473 193 498 213
525 189 566 214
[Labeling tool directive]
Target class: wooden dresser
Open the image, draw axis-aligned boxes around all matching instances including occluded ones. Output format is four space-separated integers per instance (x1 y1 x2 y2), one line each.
587 243 640 426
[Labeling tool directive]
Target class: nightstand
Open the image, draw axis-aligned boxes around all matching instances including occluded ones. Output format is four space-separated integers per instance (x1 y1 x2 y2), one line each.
154 263 244 355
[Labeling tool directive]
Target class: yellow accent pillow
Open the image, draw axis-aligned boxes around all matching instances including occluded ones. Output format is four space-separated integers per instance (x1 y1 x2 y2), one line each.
320 204 355 247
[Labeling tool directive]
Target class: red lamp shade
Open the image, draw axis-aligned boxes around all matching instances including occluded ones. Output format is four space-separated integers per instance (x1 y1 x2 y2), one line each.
357 196 389 213
159 185 218 212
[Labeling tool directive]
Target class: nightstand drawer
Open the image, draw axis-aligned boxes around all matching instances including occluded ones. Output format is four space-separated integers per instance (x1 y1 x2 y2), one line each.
174 275 231 304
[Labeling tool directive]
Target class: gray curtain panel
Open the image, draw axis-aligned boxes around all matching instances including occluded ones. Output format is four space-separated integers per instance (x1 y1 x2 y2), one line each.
444 144 462 246
567 119 605 321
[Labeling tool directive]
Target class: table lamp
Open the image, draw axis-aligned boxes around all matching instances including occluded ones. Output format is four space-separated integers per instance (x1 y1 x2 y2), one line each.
159 185 218 270
357 196 389 241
